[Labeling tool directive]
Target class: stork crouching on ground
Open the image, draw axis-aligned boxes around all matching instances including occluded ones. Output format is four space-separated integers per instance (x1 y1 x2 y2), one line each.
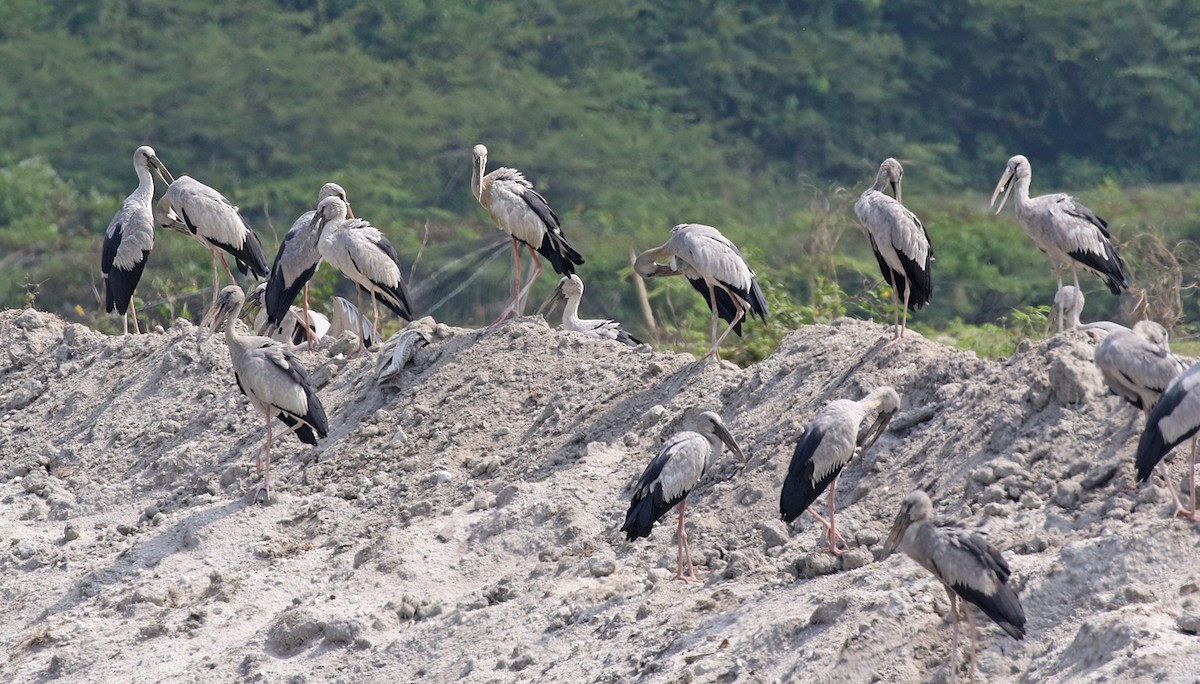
551 274 642 346
471 144 584 322
621 411 746 582
200 286 328 502
882 490 1026 682
780 386 899 554
1094 320 1185 420
101 145 174 334
634 223 767 361
855 158 932 339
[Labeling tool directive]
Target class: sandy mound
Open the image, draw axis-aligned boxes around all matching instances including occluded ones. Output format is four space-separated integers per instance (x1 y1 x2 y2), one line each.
1 308 1199 683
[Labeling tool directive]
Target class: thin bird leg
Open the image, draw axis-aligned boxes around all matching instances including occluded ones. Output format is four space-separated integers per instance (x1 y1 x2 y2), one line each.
901 282 911 340
490 238 523 326
1191 437 1197 520
514 244 544 315
301 284 319 350
218 253 237 284
709 299 747 360
964 602 979 684
263 419 311 451
704 285 720 361
129 298 141 335
372 293 382 341
889 272 900 339
259 408 273 504
805 509 850 549
1056 272 1065 333
946 588 960 684
355 284 363 317
825 479 844 555
210 250 221 302
674 499 701 583
121 312 129 336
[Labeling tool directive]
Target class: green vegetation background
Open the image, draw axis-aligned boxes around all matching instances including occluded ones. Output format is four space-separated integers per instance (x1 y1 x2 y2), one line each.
4 0 1200 362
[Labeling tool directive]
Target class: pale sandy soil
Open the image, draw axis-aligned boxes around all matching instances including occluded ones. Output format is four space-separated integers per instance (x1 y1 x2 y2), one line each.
2 308 1199 683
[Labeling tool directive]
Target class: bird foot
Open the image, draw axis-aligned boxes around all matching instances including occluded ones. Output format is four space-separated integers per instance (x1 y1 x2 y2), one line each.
1171 505 1197 521
673 572 703 584
252 484 272 505
826 544 846 556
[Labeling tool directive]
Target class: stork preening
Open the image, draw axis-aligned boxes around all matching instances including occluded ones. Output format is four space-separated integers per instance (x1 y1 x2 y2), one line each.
634 224 768 361
1094 320 1185 419
855 158 932 339
991 155 1130 327
621 411 746 582
780 386 899 554
200 286 328 502
313 196 414 335
261 183 352 349
1136 361 1200 520
882 490 1026 682
101 146 174 334
156 175 269 299
471 144 584 322
552 274 642 346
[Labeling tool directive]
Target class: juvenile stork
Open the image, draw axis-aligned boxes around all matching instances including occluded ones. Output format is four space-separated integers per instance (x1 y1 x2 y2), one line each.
634 223 768 361
313 196 414 334
200 286 328 502
990 155 1129 317
882 490 1026 682
855 158 932 339
1048 285 1133 338
101 145 174 334
1094 320 1185 419
261 183 352 348
1136 361 1200 520
245 283 330 347
780 386 899 554
552 274 642 346
156 175 269 299
472 144 584 321
621 411 746 582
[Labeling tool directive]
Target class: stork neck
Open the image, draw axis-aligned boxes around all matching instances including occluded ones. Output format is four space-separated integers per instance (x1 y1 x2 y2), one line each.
562 294 582 326
633 246 670 278
133 163 156 203
1012 174 1033 212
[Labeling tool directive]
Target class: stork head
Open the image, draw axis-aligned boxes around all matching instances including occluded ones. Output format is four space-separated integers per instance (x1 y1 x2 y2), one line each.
557 274 584 300
312 196 350 238
857 386 900 449
881 489 934 559
990 155 1030 215
197 285 248 346
697 410 746 462
136 145 175 186
1132 319 1170 349
874 158 904 203
318 183 353 219
471 144 489 201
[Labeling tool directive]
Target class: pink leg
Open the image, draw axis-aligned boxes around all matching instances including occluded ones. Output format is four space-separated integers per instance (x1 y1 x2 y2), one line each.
217 252 237 284
490 239 523 326
964 602 978 683
806 509 849 549
256 409 274 503
210 250 220 302
900 283 911 340
703 286 720 361
947 590 961 684
130 298 141 335
674 499 701 583
709 298 746 360
513 244 544 315
302 284 319 350
826 479 844 555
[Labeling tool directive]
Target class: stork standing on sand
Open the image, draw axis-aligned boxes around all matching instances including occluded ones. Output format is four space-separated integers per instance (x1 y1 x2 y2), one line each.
313 196 414 334
551 274 642 346
634 223 768 361
471 144 584 322
621 411 746 582
261 183 353 348
881 490 1026 683
855 158 932 339
990 155 1129 330
101 146 174 334
1135 361 1200 520
156 175 269 300
780 386 899 554
200 285 328 502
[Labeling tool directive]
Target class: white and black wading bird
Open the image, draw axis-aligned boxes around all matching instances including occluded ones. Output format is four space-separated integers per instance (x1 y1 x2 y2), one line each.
882 490 1026 683
1094 320 1185 419
854 158 932 339
101 145 174 334
550 274 642 346
471 144 584 322
156 174 269 300
200 285 328 502
621 411 746 583
780 386 899 554
634 223 768 361
991 154 1129 331
261 182 353 348
313 196 414 335
1136 361 1200 520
